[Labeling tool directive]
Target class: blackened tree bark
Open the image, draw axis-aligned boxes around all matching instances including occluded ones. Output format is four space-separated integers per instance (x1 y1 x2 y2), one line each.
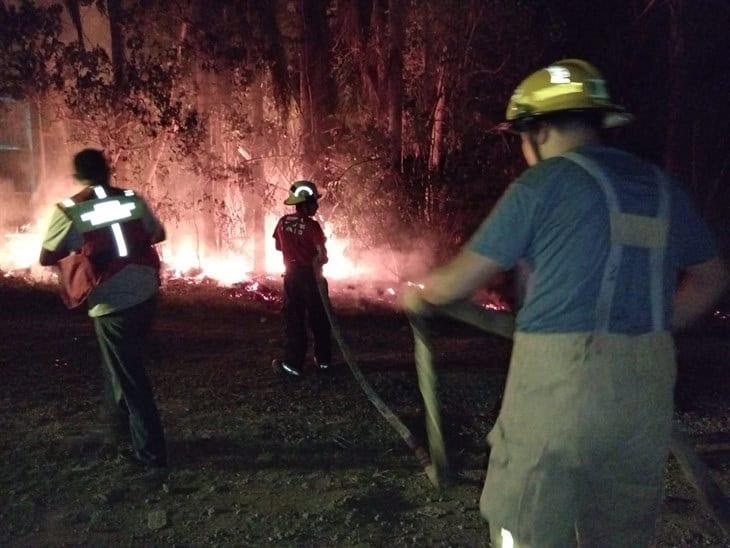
143 21 188 190
387 0 404 172
249 76 266 274
300 0 337 160
371 0 388 124
64 0 84 49
665 0 688 178
255 0 290 119
429 46 448 174
107 0 126 87
338 0 379 111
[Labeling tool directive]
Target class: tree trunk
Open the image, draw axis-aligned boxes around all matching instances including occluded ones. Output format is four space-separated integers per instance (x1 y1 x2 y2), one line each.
339 0 380 114
300 0 337 161
387 0 405 172
421 7 434 113
64 0 84 49
371 0 388 124
250 77 267 274
429 47 448 173
142 22 188 191
34 99 46 187
665 0 687 178
107 0 126 88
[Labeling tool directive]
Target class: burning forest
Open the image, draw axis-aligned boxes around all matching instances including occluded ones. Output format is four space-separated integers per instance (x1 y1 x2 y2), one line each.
1 1 729 546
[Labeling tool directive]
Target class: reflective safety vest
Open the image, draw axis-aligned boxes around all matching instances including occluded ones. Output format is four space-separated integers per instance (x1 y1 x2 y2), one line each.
58 185 160 286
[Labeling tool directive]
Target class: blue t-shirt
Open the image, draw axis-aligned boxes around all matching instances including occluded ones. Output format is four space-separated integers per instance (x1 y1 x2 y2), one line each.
468 145 718 334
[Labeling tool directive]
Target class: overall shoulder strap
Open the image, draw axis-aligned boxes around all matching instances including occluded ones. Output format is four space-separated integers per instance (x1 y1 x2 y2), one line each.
561 151 623 332
560 152 671 332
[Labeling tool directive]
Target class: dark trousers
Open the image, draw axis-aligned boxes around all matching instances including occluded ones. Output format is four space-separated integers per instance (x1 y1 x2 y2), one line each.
283 267 332 368
93 298 167 466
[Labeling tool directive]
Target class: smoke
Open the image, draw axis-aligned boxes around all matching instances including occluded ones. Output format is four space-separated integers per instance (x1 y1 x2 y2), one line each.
0 167 77 276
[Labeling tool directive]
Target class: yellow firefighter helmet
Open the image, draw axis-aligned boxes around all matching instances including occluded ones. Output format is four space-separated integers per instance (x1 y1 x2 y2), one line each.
505 59 633 131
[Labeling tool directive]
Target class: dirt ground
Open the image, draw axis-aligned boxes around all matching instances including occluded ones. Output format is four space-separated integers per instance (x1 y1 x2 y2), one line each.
1 277 728 547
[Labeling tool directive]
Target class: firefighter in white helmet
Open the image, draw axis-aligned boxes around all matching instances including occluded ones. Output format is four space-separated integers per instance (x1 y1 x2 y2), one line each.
404 59 727 546
39 148 167 468
272 180 332 377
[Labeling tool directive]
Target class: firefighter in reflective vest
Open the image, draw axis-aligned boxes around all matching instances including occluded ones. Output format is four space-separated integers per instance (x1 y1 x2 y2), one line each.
271 180 332 377
39 148 168 468
404 59 727 546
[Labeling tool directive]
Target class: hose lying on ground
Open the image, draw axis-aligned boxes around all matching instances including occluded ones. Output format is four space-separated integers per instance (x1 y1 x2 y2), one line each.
314 276 437 484
314 274 728 533
410 300 729 535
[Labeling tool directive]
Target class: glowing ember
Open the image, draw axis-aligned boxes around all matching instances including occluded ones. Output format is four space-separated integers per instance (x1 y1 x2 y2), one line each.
713 310 729 322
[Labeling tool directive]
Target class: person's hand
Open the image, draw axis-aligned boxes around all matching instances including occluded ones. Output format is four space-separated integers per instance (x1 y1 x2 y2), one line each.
401 287 433 316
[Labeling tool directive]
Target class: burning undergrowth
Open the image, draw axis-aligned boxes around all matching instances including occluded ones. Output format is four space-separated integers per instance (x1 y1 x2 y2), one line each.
1 263 512 314
0 176 504 310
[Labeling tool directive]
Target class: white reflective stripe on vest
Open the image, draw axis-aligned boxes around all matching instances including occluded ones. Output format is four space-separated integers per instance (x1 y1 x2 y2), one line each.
61 198 76 208
109 223 129 257
561 152 670 332
83 186 132 258
79 200 137 226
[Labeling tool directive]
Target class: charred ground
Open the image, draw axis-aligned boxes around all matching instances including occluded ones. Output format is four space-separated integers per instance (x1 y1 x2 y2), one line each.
0 279 728 546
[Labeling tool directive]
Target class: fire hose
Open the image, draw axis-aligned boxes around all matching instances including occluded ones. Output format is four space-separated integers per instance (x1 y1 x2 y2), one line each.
314 275 436 483
315 275 728 533
408 300 730 536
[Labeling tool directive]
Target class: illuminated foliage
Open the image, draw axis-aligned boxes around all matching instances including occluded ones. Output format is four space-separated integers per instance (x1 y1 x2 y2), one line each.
1 0 728 260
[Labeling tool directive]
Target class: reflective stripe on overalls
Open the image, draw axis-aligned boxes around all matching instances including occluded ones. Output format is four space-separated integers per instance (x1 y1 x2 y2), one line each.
482 153 677 548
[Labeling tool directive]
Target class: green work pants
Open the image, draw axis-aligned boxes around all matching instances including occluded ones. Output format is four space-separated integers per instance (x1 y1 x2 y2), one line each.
94 298 167 466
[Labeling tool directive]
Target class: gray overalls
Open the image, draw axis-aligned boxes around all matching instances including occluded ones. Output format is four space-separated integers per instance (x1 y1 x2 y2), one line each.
482 152 675 548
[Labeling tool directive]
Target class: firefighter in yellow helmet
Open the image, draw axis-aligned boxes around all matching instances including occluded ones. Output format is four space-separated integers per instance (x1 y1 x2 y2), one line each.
404 59 727 546
272 180 332 377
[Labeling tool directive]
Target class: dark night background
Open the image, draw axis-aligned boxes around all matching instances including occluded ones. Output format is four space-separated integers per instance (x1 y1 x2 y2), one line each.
1 0 728 264
1 2 729 546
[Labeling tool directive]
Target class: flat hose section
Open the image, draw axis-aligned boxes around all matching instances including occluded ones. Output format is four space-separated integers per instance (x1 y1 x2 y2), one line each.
314 276 436 483
409 300 728 535
314 275 728 532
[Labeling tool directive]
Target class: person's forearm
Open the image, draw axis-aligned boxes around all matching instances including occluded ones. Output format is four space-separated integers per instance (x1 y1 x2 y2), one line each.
673 282 726 330
673 258 728 330
421 250 504 306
